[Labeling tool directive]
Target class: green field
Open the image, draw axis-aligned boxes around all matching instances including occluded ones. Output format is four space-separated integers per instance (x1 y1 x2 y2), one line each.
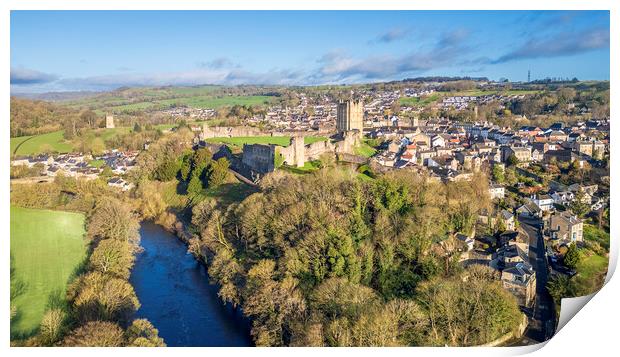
11 131 73 156
584 224 610 251
577 253 608 281
205 136 327 148
106 95 276 113
399 93 441 107
280 160 323 174
10 206 87 337
354 140 378 158
11 127 134 156
88 159 105 168
10 135 35 155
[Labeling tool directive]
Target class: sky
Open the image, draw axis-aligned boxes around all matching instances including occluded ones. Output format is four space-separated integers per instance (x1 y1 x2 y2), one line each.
10 10 610 93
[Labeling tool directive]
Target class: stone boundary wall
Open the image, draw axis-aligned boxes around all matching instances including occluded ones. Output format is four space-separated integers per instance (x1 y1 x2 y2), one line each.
201 125 333 140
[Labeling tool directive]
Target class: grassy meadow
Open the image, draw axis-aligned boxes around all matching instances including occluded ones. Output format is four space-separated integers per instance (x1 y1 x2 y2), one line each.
11 131 73 156
10 206 87 338
79 94 276 114
11 127 141 156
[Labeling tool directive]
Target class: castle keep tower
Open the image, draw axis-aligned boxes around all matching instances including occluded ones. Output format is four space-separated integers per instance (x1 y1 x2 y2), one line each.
336 100 363 133
105 114 115 129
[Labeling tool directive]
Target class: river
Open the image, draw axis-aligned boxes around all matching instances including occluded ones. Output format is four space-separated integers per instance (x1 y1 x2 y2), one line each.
130 221 252 347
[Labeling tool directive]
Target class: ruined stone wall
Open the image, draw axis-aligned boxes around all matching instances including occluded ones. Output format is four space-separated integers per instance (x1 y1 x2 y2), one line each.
242 131 360 170
305 140 335 161
242 144 275 173
280 137 336 166
202 125 264 139
335 131 361 154
201 125 334 140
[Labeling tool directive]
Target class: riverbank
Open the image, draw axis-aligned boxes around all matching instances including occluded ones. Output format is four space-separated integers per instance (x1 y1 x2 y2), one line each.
130 221 252 346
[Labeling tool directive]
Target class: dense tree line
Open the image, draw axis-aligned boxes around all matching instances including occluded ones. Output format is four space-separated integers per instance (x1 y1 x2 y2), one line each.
184 168 519 346
10 97 81 137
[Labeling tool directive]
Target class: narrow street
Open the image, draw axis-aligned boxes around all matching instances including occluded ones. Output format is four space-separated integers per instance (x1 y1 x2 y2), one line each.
519 216 556 343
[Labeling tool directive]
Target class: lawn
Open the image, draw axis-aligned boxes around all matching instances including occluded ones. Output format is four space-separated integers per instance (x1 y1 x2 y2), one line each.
280 160 323 174
577 253 608 281
205 136 327 148
89 159 105 168
584 224 610 251
11 131 73 156
572 251 609 296
354 141 378 158
10 206 87 338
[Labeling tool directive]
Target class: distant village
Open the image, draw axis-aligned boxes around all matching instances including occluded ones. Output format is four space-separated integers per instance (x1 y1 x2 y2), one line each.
11 150 138 191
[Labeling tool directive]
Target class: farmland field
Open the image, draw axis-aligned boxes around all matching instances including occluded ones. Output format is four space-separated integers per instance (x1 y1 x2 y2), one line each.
10 128 133 156
399 93 441 107
103 95 276 113
10 135 34 155
11 131 73 156
10 206 87 337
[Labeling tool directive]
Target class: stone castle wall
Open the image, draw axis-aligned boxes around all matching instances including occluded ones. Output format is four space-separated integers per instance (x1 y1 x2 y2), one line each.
242 144 275 173
233 128 362 175
202 125 264 139
279 131 361 167
201 125 334 140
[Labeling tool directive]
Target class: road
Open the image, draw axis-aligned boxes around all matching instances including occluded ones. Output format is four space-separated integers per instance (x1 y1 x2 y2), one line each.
519 216 556 343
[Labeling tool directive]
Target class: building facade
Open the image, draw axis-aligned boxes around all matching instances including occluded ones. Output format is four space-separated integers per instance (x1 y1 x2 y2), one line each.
549 211 583 244
242 144 276 174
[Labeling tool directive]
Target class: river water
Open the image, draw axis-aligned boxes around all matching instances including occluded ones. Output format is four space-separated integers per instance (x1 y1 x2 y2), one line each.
130 221 252 347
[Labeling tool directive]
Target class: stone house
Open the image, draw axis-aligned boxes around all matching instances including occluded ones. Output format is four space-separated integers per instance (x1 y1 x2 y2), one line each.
488 184 505 200
501 261 537 308
549 211 583 244
502 146 532 163
532 194 554 212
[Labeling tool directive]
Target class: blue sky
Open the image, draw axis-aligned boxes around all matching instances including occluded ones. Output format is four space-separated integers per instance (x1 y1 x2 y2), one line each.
10 10 610 93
